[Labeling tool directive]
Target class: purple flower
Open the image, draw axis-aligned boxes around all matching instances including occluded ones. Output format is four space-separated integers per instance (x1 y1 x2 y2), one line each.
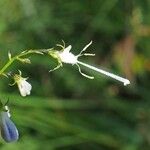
0 111 19 142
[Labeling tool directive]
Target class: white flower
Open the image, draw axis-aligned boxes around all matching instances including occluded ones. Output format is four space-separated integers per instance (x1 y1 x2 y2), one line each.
13 71 32 96
58 45 78 64
48 41 130 86
17 79 32 96
58 41 94 65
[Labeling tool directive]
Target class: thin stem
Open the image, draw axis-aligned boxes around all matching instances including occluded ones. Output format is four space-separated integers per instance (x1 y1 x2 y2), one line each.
0 49 47 76
0 57 16 76
77 61 130 86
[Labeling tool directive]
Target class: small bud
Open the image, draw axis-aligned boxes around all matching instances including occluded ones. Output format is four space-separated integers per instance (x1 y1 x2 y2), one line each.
8 51 12 60
17 58 31 64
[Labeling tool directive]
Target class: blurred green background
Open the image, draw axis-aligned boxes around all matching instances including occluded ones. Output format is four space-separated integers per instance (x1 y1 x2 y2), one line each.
0 0 150 149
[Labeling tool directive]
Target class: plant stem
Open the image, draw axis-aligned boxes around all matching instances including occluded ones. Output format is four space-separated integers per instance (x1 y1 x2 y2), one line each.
0 49 47 76
0 57 16 76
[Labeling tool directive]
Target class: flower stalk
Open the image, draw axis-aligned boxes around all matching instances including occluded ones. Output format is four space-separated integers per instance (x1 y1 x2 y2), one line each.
0 50 44 77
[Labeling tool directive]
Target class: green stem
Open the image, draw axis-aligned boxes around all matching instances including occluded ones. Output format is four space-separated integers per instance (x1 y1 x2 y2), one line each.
0 49 48 76
0 57 16 75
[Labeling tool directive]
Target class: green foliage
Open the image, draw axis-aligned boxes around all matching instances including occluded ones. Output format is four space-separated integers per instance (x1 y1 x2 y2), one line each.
0 0 150 149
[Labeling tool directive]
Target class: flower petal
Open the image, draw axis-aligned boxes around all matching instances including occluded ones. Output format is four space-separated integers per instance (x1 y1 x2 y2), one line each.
18 83 27 97
18 80 32 96
23 80 32 95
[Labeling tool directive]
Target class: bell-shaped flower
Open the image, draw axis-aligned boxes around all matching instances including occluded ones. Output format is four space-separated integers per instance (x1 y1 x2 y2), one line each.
12 71 32 96
48 41 130 86
0 106 19 142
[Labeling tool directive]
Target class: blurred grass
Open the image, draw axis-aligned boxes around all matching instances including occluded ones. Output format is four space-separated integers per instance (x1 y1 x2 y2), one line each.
0 93 149 150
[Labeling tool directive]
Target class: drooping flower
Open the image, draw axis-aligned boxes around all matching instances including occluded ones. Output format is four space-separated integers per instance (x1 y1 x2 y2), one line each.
0 106 19 142
48 41 130 86
12 70 32 96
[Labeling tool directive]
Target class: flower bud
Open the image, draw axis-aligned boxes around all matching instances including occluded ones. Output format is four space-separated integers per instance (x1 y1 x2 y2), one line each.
0 111 19 142
17 58 31 64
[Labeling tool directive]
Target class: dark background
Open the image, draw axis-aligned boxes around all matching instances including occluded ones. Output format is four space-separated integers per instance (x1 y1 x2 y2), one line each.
0 0 150 149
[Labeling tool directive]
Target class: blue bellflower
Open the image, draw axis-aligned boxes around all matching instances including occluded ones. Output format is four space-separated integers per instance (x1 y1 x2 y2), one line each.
0 111 19 142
